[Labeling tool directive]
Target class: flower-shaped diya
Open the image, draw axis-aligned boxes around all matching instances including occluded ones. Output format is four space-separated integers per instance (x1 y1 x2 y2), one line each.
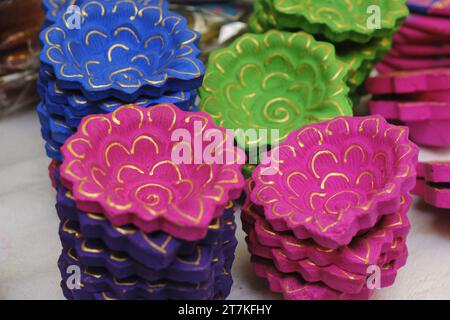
40 0 203 101
200 31 352 150
60 104 245 240
250 115 418 249
270 0 409 43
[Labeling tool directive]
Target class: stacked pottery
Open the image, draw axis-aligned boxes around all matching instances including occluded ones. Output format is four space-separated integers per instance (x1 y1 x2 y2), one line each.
54 104 245 300
242 115 419 300
412 161 450 209
369 0 450 147
199 30 353 178
37 0 203 161
246 0 409 106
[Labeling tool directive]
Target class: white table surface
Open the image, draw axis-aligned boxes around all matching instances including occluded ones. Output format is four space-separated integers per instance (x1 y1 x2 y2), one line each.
1 109 450 300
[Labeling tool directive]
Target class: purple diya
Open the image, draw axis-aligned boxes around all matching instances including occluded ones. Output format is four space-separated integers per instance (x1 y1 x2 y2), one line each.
55 168 237 270
251 250 407 301
60 104 245 240
412 162 450 209
249 116 418 249
242 188 411 275
247 233 407 294
366 69 450 96
58 249 233 300
370 101 450 147
58 216 237 283
394 25 450 45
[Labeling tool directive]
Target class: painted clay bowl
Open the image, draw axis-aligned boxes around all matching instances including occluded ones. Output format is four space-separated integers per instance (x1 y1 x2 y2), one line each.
40 0 203 101
200 30 352 150
250 115 418 249
60 104 245 240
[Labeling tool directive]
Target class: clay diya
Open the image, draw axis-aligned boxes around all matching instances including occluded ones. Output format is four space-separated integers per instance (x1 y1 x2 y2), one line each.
242 183 411 274
200 30 352 150
370 101 450 147
249 115 418 249
268 0 408 43
250 255 406 300
366 69 450 95
408 0 450 16
60 104 245 240
40 0 203 101
412 162 450 209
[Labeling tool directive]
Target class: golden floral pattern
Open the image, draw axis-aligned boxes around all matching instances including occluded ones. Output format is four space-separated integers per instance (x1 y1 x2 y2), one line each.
200 31 352 149
250 115 418 249
60 104 245 241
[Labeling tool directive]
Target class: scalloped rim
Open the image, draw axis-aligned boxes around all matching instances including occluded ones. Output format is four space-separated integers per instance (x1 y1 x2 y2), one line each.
60 104 245 240
247 230 407 294
200 30 352 150
242 188 411 275
40 1 203 98
250 115 419 249
271 0 409 42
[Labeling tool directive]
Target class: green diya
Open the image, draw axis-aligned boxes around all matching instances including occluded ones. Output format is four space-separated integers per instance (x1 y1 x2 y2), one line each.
337 35 393 92
199 30 352 150
269 0 409 43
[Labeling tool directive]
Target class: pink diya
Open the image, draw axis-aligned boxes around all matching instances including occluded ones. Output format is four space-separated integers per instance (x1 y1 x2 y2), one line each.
370 101 450 147
242 191 411 275
366 69 450 96
382 54 450 71
405 14 450 37
394 26 450 44
48 160 60 189
389 44 450 58
412 162 450 208
251 255 406 300
250 116 418 249
247 232 407 294
60 104 245 240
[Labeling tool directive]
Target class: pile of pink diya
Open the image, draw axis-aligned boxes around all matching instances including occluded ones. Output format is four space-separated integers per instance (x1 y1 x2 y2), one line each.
242 116 419 300
367 2 450 148
50 104 245 300
412 161 450 209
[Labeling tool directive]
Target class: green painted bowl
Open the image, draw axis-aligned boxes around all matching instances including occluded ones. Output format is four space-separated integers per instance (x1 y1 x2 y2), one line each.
199 31 352 150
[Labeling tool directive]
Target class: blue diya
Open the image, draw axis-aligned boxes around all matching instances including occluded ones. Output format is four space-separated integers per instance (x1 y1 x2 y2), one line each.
40 0 203 101
407 0 450 16
42 0 169 27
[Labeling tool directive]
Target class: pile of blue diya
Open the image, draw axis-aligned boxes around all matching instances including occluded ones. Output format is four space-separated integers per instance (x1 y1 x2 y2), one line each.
38 0 204 161
51 104 245 300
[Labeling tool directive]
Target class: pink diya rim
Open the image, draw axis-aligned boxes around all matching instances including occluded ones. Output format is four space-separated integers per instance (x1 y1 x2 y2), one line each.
366 68 450 95
404 14 450 37
370 101 450 147
242 185 412 275
412 162 450 208
48 160 61 189
249 115 418 249
251 257 376 300
382 54 450 71
247 231 407 294
370 101 450 122
60 104 245 240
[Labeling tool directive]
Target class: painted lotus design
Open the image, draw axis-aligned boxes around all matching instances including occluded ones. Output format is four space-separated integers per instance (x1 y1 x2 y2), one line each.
40 0 203 97
250 115 418 249
60 104 245 241
200 31 352 149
